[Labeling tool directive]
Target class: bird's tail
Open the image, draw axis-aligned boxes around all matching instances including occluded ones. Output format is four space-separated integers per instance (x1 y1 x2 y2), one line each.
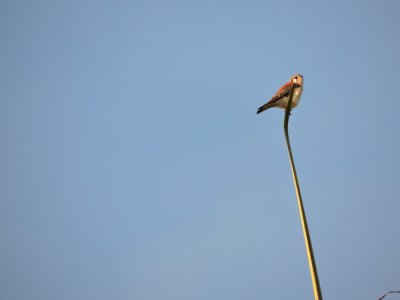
256 103 272 114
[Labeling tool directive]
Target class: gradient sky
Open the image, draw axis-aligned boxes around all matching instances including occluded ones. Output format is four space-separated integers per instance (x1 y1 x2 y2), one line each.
1 1 400 299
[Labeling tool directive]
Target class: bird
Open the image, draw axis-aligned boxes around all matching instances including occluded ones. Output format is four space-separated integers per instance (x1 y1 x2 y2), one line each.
257 74 304 114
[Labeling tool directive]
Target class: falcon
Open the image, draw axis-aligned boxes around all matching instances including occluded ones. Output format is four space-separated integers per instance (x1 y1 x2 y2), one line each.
257 74 303 114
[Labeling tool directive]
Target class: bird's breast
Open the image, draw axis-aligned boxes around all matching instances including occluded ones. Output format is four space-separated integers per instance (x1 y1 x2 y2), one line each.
277 86 303 109
291 86 303 108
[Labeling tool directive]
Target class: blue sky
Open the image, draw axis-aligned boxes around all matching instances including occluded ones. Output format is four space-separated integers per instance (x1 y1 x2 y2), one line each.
1 1 400 299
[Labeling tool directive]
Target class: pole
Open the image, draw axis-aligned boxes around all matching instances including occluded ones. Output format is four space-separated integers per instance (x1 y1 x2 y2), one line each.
284 86 323 300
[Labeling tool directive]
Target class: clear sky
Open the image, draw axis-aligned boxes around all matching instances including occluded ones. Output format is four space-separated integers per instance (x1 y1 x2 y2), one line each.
1 1 400 299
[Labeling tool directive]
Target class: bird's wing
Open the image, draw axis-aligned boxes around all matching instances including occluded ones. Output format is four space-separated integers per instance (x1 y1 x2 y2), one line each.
257 81 299 114
267 81 294 105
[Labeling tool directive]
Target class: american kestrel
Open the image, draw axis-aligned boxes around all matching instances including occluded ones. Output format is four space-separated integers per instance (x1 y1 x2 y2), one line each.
257 74 304 114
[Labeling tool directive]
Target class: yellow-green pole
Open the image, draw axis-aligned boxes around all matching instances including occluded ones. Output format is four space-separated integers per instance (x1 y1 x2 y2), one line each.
284 86 323 300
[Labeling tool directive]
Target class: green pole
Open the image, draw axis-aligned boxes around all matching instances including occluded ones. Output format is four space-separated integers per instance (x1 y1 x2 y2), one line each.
284 86 323 300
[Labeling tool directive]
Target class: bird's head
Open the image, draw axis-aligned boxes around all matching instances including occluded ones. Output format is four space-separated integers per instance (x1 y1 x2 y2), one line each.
291 74 303 86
